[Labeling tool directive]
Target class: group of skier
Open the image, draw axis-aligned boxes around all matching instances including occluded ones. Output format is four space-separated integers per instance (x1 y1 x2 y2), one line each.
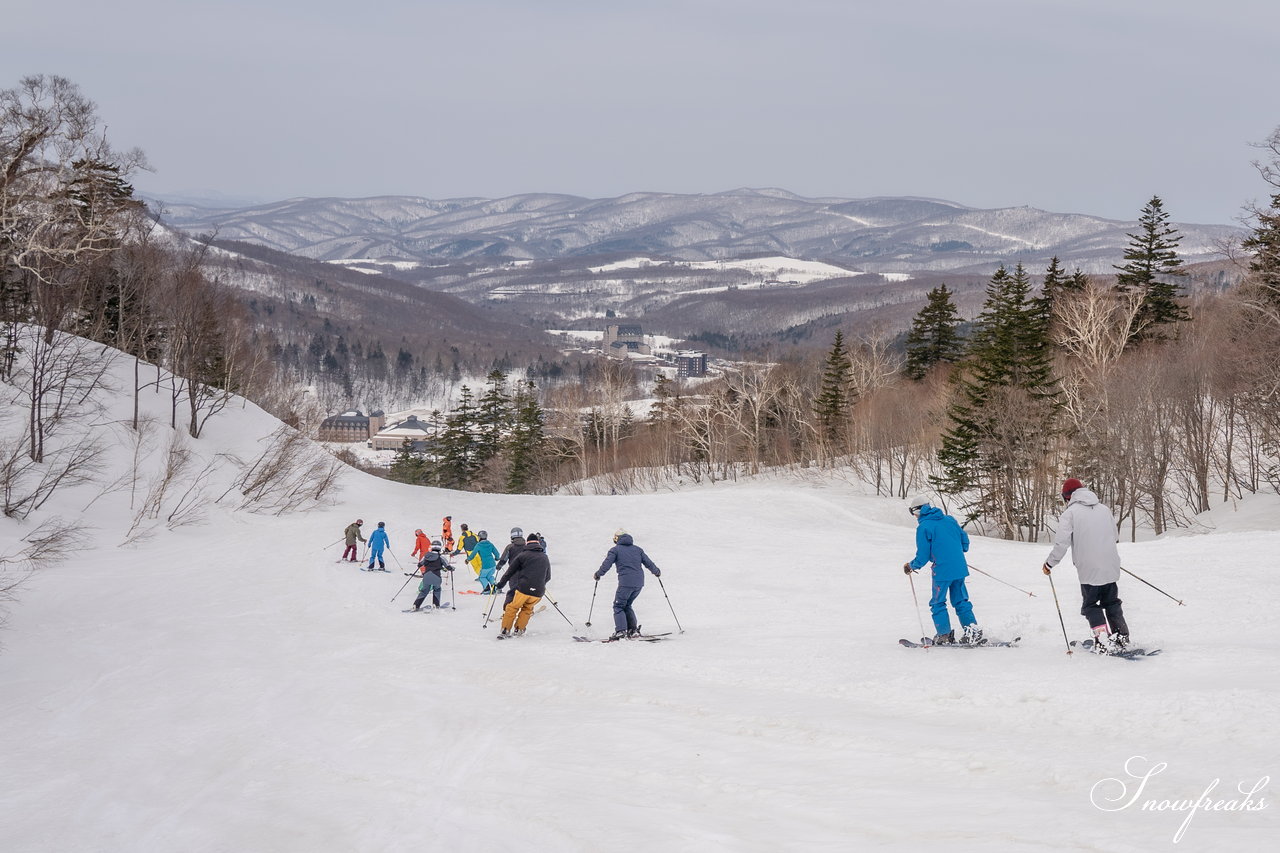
341 475 1143 652
903 477 1134 654
339 518 663 641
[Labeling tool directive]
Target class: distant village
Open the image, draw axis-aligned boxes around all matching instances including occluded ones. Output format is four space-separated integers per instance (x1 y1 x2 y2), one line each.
318 322 709 450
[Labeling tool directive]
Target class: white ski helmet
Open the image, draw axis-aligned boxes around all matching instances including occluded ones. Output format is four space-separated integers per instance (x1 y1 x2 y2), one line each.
430 538 442 551
907 495 930 515
477 530 488 540
510 527 523 540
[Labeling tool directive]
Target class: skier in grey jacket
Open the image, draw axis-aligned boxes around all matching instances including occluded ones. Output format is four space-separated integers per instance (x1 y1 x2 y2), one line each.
1042 478 1130 651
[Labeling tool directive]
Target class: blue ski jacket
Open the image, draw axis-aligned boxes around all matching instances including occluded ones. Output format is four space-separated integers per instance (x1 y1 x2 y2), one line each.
368 528 390 552
908 505 969 581
595 534 661 587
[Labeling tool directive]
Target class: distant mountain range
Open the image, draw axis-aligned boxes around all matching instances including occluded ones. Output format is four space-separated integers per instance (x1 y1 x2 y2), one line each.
154 189 1242 276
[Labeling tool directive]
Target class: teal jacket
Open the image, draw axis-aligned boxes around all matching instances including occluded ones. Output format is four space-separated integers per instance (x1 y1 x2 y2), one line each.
472 539 500 570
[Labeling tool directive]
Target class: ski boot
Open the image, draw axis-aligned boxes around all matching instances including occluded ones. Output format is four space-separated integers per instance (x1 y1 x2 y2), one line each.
610 629 629 641
930 630 956 645
960 624 984 645
626 625 642 638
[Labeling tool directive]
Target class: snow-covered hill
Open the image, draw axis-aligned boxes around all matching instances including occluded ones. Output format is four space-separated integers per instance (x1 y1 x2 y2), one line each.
156 189 1242 276
2 345 1277 851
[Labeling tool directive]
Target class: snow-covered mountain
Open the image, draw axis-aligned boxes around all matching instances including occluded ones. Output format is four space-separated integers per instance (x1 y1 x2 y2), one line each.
155 189 1243 276
2 335 1278 851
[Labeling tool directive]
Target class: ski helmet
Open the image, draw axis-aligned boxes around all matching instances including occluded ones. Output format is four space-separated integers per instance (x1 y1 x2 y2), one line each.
415 528 423 536
377 521 385 528
356 519 363 525
510 527 523 540
478 530 488 540
907 495 929 515
430 538 442 551
613 527 627 543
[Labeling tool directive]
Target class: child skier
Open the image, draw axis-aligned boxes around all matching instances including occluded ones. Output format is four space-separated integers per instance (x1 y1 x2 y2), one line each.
441 516 455 553
366 522 391 571
412 539 453 610
471 530 501 593
903 495 982 645
594 528 662 640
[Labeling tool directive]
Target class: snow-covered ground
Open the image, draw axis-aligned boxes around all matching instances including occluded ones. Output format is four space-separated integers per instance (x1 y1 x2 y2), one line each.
1 356 1277 851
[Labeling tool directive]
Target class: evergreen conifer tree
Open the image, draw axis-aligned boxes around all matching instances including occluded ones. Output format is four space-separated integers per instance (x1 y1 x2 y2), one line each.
812 330 853 443
474 369 511 467
437 385 479 489
1114 195 1190 342
389 437 429 485
506 380 546 493
934 264 1060 537
904 284 965 380
1243 192 1280 312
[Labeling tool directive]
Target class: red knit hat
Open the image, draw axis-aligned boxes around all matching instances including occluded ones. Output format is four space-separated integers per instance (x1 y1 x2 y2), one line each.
1061 478 1084 498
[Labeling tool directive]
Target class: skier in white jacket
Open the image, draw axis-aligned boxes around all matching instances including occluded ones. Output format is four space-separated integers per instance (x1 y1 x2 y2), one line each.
1042 478 1131 652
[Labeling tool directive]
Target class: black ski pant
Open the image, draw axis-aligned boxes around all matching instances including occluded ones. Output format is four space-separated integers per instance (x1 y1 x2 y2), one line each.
1080 582 1129 635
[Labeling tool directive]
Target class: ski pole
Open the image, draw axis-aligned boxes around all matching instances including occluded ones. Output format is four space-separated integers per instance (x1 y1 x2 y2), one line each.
389 549 404 570
483 587 501 628
392 569 420 602
448 566 457 610
968 563 1036 597
906 569 929 647
585 578 599 627
320 537 344 553
656 577 683 633
1044 569 1073 656
1121 567 1185 606
541 593 576 627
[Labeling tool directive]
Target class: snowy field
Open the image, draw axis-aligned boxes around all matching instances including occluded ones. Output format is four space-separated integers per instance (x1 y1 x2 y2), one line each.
1 362 1277 852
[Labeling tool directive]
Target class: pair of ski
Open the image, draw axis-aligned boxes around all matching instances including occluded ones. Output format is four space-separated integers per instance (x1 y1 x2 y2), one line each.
572 632 672 643
1069 639 1161 658
401 604 453 613
361 566 392 572
899 637 1021 649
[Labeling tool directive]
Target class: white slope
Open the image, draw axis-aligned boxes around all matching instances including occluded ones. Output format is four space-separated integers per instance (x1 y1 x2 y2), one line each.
1 370 1277 851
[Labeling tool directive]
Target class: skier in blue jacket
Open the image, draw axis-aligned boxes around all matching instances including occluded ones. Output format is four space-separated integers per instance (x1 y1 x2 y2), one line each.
903 496 982 645
366 521 391 571
594 529 662 640
472 530 502 593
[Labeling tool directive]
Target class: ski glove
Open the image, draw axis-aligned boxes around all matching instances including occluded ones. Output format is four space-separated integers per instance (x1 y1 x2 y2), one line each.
1042 563 1052 575
903 562 914 575
651 568 661 577
593 572 605 581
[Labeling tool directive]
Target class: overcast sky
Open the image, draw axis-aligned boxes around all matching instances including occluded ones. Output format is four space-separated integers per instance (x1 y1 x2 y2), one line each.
5 0 1277 223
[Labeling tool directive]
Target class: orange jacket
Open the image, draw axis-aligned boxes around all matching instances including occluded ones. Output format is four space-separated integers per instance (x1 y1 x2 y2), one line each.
412 530 432 560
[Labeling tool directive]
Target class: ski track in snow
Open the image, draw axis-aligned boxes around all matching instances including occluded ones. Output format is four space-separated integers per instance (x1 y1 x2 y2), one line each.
0 365 1277 851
